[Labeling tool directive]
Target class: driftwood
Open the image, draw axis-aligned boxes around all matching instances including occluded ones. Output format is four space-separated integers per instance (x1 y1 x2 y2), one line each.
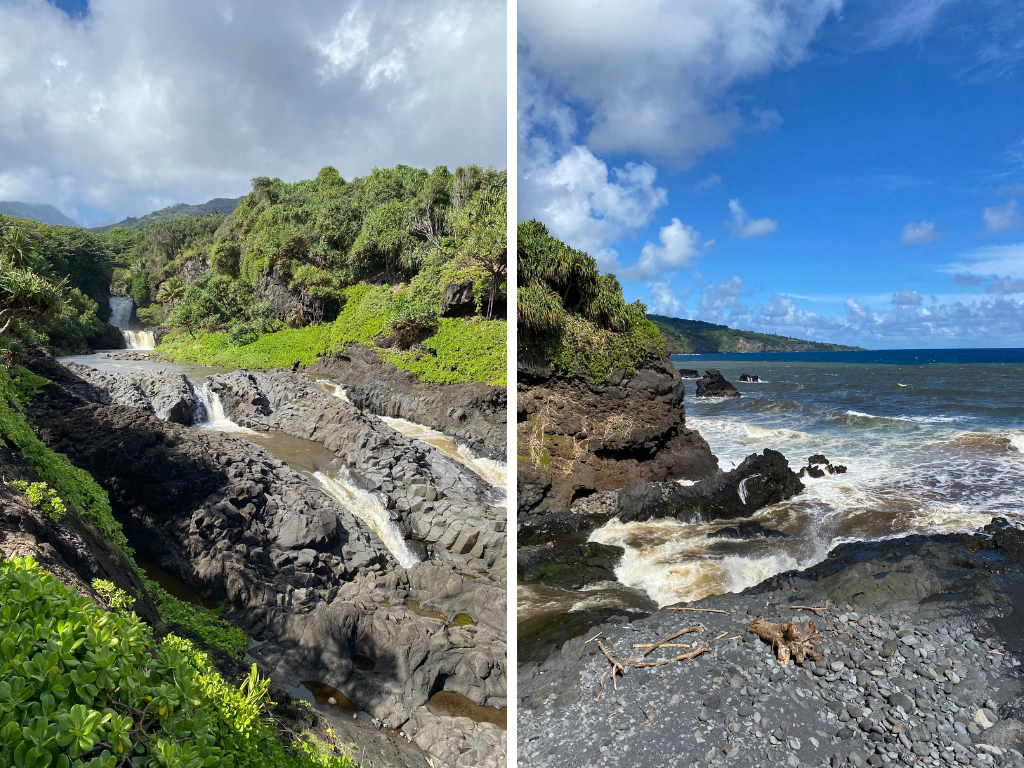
598 640 626 689
632 645 710 668
747 618 822 666
668 607 727 614
628 626 703 663
790 605 827 613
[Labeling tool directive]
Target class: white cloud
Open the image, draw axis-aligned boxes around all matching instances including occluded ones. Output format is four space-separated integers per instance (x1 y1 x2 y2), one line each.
694 174 722 192
518 0 840 163
871 0 963 48
845 298 869 321
758 294 795 319
726 199 778 239
0 0 505 223
698 275 750 322
899 220 941 246
892 288 923 306
518 143 668 272
626 218 703 280
647 281 688 316
983 199 1024 235
943 242 1024 280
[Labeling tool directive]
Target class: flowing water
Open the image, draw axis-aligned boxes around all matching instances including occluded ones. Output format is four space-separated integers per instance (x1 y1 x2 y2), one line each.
519 348 1024 634
191 383 421 568
108 296 133 329
123 330 155 350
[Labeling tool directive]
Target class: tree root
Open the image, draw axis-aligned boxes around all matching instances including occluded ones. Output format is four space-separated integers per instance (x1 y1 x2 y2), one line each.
747 618 822 666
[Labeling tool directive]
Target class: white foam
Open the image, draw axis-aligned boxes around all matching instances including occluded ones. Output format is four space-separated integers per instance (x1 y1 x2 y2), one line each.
123 330 155 350
380 415 507 489
312 468 420 568
316 378 350 403
193 382 251 433
1011 434 1024 453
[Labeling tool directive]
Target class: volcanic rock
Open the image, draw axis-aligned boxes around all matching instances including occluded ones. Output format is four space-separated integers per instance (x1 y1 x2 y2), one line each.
695 369 741 397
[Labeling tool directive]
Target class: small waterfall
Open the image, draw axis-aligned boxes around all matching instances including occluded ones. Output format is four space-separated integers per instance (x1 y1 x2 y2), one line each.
193 381 248 432
123 330 155 350
108 296 133 329
314 378 350 403
380 415 508 490
312 468 420 568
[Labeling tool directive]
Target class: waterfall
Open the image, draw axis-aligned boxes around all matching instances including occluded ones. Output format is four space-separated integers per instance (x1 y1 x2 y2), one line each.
123 331 155 350
108 296 133 329
314 378 350 403
313 468 420 568
193 381 248 432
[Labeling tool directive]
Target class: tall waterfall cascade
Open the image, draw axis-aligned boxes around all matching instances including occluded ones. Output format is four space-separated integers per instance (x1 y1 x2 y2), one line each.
108 296 155 350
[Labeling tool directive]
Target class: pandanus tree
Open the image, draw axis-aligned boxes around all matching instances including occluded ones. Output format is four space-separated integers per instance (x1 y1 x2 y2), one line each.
0 227 40 269
454 176 507 320
0 260 65 361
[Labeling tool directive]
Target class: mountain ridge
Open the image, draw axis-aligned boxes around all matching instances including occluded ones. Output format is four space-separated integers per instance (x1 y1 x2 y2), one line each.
89 196 243 232
0 201 78 226
648 313 863 353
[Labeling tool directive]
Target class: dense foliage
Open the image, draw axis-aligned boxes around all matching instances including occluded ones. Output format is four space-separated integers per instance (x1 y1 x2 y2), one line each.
0 558 356 768
647 314 863 354
517 220 664 381
90 198 242 233
159 285 506 386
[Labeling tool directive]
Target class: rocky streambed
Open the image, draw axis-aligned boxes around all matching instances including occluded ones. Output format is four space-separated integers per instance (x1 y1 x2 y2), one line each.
519 521 1024 768
31 356 507 768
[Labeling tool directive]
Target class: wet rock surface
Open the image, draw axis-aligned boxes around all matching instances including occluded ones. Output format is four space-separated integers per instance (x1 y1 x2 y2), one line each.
308 343 507 462
24 363 506 768
519 529 1024 768
517 360 719 522
695 368 741 398
206 369 507 576
517 542 625 589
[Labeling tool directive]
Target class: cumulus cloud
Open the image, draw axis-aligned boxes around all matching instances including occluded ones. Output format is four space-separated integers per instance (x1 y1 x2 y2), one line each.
845 298 869 321
0 0 505 223
647 281 688 316
899 220 941 246
519 143 668 272
726 199 778 239
983 200 1024 235
892 288 923 306
986 276 1024 295
698 276 750 322
694 174 722 192
758 294 795 319
518 0 840 163
624 218 704 280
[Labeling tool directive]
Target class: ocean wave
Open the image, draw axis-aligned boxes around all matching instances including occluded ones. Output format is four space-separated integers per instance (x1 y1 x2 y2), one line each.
1012 434 1024 453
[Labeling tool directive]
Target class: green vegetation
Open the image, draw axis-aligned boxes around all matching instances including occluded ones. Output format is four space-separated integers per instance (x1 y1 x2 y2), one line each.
158 285 506 385
10 480 66 520
141 581 250 660
518 220 664 382
647 314 863 354
0 557 358 768
89 197 243 233
0 366 129 556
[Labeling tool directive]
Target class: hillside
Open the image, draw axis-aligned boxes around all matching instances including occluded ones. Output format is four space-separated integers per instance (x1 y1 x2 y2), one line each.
90 196 243 232
0 200 77 226
648 314 862 353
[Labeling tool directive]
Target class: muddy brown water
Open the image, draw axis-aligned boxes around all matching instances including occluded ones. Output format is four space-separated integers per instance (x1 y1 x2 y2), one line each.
426 691 507 730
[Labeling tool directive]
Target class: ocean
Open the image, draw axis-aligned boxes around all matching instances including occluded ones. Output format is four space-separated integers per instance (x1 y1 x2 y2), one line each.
520 348 1024 632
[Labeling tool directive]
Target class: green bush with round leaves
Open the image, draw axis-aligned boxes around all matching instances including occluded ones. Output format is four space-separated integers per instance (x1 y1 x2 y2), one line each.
0 557 358 768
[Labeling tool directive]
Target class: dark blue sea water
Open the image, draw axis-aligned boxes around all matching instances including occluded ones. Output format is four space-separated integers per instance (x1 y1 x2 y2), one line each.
585 348 1024 608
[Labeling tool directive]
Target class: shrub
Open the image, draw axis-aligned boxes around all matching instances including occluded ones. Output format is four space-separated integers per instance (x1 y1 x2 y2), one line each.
0 557 358 768
209 240 241 278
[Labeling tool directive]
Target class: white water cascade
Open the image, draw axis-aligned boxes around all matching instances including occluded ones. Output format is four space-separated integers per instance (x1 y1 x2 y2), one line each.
108 296 133 328
192 382 249 432
108 296 155 350
124 331 156 350
313 468 420 568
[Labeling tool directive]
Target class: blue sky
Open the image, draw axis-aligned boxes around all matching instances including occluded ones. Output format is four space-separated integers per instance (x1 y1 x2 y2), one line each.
519 0 1024 348
1 0 505 226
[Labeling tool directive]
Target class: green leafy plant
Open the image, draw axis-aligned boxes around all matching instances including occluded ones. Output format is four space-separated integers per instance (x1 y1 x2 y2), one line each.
91 578 136 614
0 557 359 768
10 480 67 520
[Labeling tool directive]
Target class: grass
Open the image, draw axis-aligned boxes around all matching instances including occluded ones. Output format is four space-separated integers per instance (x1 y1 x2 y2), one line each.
158 285 507 386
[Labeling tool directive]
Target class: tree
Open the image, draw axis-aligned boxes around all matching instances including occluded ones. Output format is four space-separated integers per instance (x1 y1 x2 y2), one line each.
454 181 507 320
1 227 40 268
0 261 66 360
156 276 185 306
